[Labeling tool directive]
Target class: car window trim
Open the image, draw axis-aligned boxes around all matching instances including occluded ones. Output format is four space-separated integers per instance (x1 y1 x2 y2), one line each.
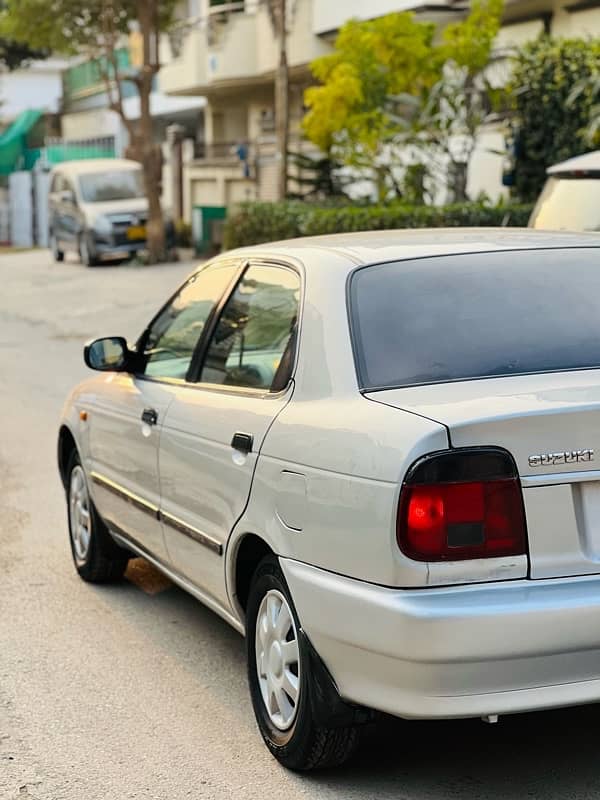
185 259 248 383
188 257 304 395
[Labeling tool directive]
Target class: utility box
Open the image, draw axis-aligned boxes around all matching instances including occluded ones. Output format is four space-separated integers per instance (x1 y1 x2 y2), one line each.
192 205 227 255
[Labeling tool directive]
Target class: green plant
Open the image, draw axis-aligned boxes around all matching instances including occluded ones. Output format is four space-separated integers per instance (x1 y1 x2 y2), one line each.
222 201 533 250
302 1 504 203
510 36 600 202
287 150 349 200
174 220 192 248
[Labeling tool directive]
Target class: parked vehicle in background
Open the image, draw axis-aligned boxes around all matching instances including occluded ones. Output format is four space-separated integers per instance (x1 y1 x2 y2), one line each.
529 151 600 232
48 159 174 266
59 229 600 771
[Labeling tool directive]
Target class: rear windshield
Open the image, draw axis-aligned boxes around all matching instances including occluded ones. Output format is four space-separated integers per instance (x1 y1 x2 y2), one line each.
349 249 600 390
530 176 600 232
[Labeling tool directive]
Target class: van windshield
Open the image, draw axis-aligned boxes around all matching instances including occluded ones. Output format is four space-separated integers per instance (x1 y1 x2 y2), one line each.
79 170 145 203
530 176 600 231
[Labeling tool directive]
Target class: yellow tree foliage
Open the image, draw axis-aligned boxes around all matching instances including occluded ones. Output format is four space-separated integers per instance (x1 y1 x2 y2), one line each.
303 1 505 201
304 12 437 156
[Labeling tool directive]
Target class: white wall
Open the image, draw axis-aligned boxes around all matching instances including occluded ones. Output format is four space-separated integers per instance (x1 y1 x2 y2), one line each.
312 0 442 34
0 60 69 121
552 7 600 37
61 108 123 142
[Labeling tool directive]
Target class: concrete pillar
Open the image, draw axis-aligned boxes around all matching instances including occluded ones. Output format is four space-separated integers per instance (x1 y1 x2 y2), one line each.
166 123 186 223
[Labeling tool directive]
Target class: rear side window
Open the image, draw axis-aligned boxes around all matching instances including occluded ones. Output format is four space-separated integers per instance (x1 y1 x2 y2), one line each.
349 248 600 390
200 264 300 391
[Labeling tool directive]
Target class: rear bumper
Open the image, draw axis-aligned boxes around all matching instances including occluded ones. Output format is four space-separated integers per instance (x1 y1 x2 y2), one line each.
280 558 600 719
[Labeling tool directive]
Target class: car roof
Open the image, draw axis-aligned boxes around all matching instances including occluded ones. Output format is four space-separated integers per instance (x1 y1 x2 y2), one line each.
547 150 600 175
50 158 141 178
226 228 600 270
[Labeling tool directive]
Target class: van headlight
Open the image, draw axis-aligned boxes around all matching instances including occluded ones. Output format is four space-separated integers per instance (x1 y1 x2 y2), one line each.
93 215 113 238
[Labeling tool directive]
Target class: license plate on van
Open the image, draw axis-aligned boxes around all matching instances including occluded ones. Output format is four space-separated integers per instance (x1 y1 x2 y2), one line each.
127 225 146 240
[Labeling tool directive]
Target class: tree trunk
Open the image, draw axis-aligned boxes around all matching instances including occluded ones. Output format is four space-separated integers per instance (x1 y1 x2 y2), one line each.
449 160 469 203
274 0 289 201
137 0 166 263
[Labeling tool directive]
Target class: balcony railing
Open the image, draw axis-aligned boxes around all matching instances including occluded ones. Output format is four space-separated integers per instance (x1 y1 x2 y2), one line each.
194 141 251 160
64 49 131 100
168 1 246 56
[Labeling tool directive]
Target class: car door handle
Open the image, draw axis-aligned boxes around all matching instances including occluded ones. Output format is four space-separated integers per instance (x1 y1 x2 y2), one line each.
231 432 253 454
141 408 158 426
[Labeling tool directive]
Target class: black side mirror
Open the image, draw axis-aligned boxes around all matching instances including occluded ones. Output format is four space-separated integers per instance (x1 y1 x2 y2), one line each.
84 337 130 372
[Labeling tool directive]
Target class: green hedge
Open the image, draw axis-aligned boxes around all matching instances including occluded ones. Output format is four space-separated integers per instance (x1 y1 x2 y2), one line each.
223 201 534 250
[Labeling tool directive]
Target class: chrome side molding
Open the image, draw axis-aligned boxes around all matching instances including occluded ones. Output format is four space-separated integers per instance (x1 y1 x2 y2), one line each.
160 510 223 556
90 471 223 556
91 471 159 518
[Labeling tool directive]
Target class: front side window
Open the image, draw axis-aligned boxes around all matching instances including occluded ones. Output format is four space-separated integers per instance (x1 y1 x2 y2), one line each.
141 263 238 381
200 265 300 391
79 170 145 203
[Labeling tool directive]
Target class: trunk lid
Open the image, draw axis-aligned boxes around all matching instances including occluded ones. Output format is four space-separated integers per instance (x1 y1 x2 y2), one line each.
367 371 600 579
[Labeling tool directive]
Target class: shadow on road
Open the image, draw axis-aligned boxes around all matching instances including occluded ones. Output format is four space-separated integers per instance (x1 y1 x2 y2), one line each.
114 559 600 799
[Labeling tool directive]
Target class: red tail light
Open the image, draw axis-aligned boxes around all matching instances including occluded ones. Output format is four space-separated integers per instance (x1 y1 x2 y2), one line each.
397 448 527 562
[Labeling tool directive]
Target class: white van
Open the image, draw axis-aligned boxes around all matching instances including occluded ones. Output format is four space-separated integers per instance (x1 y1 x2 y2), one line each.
48 158 174 266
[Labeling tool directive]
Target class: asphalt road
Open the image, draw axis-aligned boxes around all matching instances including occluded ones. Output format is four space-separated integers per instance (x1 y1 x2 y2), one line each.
2 248 600 799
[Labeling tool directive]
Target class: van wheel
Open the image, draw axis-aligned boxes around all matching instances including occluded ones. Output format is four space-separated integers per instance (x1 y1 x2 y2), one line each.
79 233 98 267
50 232 64 262
67 451 129 583
246 556 361 770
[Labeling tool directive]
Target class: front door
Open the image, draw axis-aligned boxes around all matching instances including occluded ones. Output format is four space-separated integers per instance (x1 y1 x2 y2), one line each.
158 263 301 607
87 376 174 561
88 259 242 562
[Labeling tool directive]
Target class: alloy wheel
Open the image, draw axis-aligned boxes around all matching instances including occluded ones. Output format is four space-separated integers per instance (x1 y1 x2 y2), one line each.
255 589 301 731
69 465 92 562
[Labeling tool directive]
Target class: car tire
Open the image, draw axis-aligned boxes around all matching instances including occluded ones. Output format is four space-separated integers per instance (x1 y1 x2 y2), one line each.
66 450 129 583
246 555 361 770
79 233 98 267
50 232 64 262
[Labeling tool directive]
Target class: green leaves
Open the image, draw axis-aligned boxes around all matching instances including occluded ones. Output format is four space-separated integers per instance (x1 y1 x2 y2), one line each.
222 200 534 250
303 1 504 202
303 12 437 164
510 36 600 201
0 0 178 54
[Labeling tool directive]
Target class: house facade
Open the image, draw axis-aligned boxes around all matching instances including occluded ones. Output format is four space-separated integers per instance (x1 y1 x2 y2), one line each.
161 0 600 218
61 48 205 213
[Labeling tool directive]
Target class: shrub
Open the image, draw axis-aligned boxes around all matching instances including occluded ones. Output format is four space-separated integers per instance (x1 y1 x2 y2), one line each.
174 220 193 248
222 201 534 250
510 37 600 202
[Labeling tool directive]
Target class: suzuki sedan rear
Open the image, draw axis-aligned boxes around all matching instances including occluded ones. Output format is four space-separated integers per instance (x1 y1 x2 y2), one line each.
58 229 600 770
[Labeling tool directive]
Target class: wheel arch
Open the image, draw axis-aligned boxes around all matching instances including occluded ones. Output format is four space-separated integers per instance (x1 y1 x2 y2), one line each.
229 532 275 623
58 424 78 489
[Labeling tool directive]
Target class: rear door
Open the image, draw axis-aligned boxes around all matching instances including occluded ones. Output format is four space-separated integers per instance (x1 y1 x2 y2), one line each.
158 262 301 608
